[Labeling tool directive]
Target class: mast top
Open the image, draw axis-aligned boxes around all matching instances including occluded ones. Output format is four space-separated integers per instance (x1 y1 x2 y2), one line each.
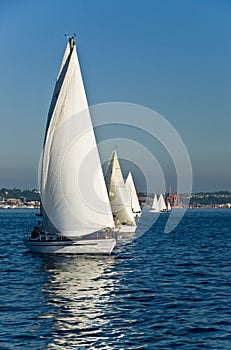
69 36 75 49
64 33 76 49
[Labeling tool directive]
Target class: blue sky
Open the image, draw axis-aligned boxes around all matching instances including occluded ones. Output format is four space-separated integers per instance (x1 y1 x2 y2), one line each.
0 0 230 192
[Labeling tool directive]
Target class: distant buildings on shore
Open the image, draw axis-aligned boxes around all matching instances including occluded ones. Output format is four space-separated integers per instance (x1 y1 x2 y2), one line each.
0 188 40 209
0 198 39 209
0 188 231 210
139 190 231 209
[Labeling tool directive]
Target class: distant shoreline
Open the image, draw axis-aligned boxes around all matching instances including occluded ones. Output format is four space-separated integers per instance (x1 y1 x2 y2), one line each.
0 207 230 212
1 188 231 209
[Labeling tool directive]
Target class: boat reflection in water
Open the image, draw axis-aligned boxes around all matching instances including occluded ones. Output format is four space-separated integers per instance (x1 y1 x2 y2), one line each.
39 256 116 348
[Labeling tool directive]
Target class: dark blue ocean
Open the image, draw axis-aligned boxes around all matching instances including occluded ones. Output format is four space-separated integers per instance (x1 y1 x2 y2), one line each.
0 208 230 349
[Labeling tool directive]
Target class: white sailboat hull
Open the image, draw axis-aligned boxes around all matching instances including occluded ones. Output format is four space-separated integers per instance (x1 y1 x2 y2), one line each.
132 212 142 218
149 209 159 213
23 237 116 255
117 225 137 233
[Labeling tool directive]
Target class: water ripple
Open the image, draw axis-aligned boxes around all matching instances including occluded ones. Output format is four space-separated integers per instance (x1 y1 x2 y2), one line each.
0 209 231 349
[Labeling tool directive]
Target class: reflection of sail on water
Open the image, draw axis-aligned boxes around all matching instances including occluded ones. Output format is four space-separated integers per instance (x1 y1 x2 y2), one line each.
40 257 115 348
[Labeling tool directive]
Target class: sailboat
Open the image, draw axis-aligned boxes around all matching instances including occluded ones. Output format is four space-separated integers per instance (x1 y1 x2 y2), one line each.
105 149 137 233
23 37 116 254
158 193 167 212
150 193 159 213
166 200 171 212
125 171 142 219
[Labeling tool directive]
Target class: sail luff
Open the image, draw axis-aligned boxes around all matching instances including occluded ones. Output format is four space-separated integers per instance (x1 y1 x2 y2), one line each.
44 42 73 145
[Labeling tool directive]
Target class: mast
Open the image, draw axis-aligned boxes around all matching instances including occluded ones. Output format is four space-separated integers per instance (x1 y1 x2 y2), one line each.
69 36 75 51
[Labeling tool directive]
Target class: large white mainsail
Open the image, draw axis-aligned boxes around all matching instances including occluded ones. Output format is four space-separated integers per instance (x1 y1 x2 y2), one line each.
105 149 135 226
40 37 114 238
125 172 141 214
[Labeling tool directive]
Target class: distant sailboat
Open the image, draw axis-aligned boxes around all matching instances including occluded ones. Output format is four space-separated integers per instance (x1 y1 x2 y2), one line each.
23 37 116 254
150 193 159 213
105 149 136 233
158 193 167 212
166 200 171 212
125 171 142 219
150 193 170 213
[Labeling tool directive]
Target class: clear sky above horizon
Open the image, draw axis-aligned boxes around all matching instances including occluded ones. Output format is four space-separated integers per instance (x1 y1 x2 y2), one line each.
0 0 230 192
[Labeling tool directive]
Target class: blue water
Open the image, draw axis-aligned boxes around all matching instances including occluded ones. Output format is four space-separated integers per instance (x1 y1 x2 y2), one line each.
0 209 231 349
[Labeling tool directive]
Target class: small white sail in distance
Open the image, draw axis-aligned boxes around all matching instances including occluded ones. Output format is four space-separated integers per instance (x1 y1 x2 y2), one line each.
151 193 159 212
40 38 114 237
167 200 171 211
105 149 135 226
125 171 141 214
159 193 167 212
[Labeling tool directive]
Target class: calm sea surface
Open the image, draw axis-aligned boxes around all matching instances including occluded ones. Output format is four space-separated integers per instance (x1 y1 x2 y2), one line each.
0 208 230 349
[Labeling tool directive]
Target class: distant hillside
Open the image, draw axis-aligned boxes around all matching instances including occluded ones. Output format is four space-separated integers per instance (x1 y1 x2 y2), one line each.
189 191 231 206
0 188 40 202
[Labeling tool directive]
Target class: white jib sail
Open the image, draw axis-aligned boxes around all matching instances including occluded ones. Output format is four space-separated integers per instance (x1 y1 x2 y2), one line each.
105 150 135 225
40 39 114 237
152 193 159 212
125 172 141 213
167 201 171 211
